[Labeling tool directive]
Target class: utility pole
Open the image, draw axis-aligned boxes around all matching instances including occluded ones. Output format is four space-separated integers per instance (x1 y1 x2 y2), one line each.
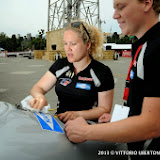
48 0 100 31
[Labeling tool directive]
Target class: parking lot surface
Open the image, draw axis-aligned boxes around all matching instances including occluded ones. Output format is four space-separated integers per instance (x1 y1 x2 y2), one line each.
0 56 130 109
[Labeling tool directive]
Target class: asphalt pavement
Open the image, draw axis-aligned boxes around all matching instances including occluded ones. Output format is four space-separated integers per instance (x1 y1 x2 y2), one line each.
0 56 130 110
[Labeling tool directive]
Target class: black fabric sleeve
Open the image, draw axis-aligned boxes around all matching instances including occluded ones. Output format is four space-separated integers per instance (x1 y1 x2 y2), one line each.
144 42 160 97
97 66 114 92
49 59 65 76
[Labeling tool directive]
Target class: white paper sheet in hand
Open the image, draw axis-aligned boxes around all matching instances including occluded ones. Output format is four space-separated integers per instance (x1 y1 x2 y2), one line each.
111 104 130 122
21 95 51 113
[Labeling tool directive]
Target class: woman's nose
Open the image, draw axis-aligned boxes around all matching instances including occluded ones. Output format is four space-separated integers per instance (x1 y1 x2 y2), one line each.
67 44 72 51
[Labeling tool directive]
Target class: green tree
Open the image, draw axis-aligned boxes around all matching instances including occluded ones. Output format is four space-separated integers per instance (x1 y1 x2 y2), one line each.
107 33 137 44
31 29 46 50
10 34 17 51
38 29 45 50
0 33 8 50
112 32 119 43
0 30 46 51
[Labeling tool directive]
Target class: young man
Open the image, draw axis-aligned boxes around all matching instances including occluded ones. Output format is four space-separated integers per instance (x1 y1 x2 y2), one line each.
65 0 160 159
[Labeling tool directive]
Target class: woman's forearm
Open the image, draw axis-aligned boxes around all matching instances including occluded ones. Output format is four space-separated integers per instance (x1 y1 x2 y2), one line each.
78 106 111 120
79 90 114 120
29 85 48 108
30 85 46 98
30 71 57 98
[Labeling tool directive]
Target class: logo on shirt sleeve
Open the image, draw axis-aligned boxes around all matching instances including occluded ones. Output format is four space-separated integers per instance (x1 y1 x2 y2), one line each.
130 70 134 79
75 83 91 90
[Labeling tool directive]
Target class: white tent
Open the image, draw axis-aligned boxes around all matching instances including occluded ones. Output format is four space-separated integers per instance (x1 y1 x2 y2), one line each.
103 43 132 50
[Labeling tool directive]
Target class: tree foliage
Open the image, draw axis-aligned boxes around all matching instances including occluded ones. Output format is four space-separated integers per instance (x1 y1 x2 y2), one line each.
106 32 138 44
0 30 46 52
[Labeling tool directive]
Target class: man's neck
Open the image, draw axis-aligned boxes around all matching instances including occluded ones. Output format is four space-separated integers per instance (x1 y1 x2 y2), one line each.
136 13 159 39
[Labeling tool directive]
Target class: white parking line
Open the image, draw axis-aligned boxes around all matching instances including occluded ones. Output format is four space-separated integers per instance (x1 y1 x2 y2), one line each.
114 78 118 84
0 88 8 93
114 61 126 63
114 74 127 77
28 65 45 67
10 71 35 75
0 63 8 64
11 60 20 62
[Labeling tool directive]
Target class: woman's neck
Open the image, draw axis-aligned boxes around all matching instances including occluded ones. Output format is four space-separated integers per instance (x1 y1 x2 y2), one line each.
73 55 91 75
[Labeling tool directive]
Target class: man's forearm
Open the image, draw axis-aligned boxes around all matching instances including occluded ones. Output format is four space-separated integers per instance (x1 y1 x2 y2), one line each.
85 115 157 143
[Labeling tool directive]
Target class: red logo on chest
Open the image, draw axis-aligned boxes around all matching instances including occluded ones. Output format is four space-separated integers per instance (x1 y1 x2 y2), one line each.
78 76 93 81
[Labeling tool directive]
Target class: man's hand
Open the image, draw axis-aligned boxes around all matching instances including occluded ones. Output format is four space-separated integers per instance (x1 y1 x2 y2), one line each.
98 113 111 123
65 117 89 143
58 111 80 122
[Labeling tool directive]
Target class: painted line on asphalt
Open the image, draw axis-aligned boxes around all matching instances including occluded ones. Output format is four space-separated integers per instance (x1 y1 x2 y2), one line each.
28 65 45 67
10 71 35 75
113 74 127 77
114 78 117 84
0 88 8 93
0 63 8 64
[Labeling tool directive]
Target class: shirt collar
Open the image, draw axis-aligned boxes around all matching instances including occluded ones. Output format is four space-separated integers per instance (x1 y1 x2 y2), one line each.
132 22 160 55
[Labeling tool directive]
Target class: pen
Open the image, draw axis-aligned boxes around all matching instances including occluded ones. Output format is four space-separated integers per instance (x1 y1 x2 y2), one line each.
48 108 57 111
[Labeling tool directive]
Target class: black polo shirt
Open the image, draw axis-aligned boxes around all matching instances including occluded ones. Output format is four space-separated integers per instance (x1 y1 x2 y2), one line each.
127 22 160 158
128 22 160 116
49 57 114 114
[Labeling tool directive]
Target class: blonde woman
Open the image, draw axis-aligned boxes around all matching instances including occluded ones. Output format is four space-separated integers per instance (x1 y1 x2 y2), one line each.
30 20 114 123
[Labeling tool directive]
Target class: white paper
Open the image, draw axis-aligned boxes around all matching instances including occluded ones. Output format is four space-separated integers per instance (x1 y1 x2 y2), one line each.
21 95 51 113
111 104 130 122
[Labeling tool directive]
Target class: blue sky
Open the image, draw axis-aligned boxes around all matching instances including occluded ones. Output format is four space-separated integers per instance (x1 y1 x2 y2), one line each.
0 0 121 37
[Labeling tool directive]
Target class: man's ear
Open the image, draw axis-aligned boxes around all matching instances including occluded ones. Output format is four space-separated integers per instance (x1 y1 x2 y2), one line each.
143 0 153 12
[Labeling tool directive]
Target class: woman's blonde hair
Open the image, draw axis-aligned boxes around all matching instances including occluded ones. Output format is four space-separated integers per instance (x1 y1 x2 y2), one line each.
64 20 103 56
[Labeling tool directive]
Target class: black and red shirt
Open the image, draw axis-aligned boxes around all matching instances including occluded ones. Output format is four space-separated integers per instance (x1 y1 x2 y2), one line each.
127 22 160 156
127 22 160 116
49 57 114 114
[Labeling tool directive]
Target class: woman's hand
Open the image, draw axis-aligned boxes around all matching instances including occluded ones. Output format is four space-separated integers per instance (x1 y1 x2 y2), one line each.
98 113 112 123
29 71 57 110
29 95 48 110
58 111 80 123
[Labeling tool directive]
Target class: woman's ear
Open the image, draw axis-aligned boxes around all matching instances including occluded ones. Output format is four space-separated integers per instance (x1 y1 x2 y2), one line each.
86 41 91 51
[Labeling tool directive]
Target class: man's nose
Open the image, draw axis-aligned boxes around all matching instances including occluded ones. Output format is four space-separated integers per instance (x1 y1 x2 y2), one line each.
113 10 120 20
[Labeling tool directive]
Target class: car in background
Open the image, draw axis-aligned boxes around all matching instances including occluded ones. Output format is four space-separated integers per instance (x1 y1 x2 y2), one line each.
6 52 17 57
23 51 34 59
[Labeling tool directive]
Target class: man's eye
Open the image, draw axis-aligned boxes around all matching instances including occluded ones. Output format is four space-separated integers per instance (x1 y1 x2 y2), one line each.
118 5 125 10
